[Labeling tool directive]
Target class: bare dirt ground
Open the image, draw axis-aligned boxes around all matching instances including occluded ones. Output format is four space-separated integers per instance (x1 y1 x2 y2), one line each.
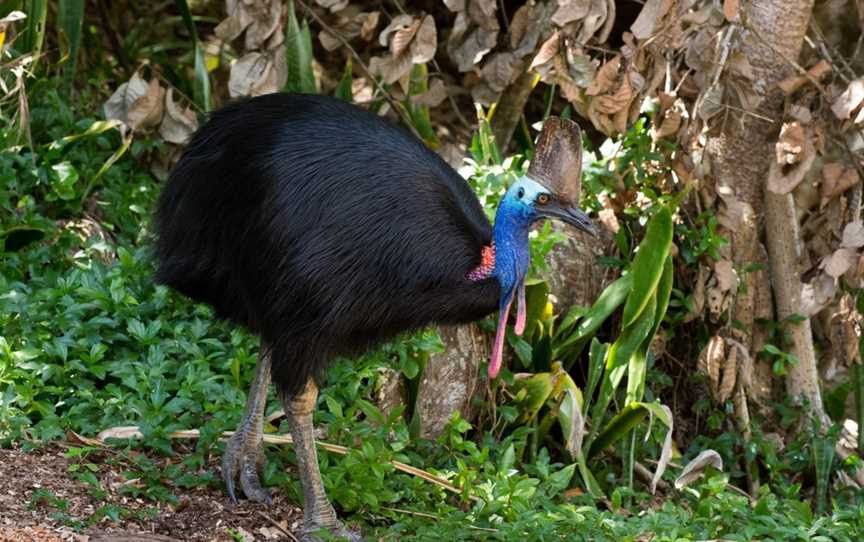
0 444 305 541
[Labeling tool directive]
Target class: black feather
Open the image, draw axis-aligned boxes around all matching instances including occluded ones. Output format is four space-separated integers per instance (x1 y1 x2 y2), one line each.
154 93 500 396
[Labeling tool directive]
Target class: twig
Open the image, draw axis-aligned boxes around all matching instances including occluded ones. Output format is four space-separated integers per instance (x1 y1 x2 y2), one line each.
294 0 422 141
257 511 300 542
379 507 499 532
86 425 476 501
702 98 776 123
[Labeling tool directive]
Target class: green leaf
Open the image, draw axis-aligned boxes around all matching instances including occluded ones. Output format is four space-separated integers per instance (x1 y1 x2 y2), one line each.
175 0 211 111
50 161 79 200
557 273 633 361
588 294 656 445
405 63 439 149
355 398 385 426
555 304 587 339
335 57 353 102
583 339 608 416
523 279 550 340
576 453 604 496
22 0 47 61
58 0 85 96
285 0 316 94
627 254 673 403
514 372 554 424
621 206 673 327
588 401 670 459
545 463 576 497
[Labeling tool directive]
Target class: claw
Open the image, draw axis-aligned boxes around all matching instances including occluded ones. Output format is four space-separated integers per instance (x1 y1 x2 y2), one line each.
222 430 272 505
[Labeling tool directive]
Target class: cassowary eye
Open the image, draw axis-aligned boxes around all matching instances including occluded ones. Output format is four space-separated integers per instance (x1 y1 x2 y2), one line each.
537 193 550 205
517 187 525 199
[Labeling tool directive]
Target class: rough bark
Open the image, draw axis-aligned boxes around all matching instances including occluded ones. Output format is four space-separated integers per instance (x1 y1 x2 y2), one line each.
704 0 822 419
415 324 488 439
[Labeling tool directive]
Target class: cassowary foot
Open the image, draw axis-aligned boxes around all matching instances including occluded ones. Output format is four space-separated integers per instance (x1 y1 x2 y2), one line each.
222 430 272 505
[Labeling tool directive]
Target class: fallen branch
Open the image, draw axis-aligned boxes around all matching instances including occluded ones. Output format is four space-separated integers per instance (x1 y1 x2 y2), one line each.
71 426 474 501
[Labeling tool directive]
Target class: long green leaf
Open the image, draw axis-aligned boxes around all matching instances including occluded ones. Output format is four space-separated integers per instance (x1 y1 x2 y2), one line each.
626 254 673 403
285 0 316 94
621 206 673 327
587 293 656 447
175 0 210 111
58 0 84 95
22 0 46 62
576 453 604 497
582 338 608 416
557 273 633 364
588 401 671 460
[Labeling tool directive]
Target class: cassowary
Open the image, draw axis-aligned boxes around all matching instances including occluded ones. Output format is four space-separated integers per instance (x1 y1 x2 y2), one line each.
154 93 595 541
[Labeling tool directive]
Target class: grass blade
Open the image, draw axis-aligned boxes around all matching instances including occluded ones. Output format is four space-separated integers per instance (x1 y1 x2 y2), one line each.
175 0 210 111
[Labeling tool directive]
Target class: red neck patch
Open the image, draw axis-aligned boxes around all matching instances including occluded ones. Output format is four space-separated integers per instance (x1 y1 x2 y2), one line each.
466 243 496 281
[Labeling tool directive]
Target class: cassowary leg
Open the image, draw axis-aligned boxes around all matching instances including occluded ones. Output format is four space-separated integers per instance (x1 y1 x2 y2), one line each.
222 344 272 504
285 378 363 542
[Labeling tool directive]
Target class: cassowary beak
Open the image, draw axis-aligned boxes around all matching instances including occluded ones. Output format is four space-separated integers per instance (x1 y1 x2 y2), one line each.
538 201 598 236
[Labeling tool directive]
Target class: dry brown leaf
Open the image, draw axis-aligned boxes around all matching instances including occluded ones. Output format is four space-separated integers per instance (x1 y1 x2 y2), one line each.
631 0 673 40
127 78 165 131
650 404 674 494
831 78 864 120
718 340 737 403
766 128 815 195
586 55 620 96
530 31 559 71
552 0 590 26
841 221 864 248
314 0 348 12
776 122 805 166
479 52 521 94
674 449 723 490
777 60 832 95
801 273 837 316
697 336 725 398
360 11 380 41
103 71 150 127
390 18 421 57
447 10 498 72
411 15 437 63
723 0 739 21
822 248 858 278
714 260 738 292
228 50 283 97
158 88 197 145
378 14 414 47
821 163 860 207
411 79 449 107
369 53 412 85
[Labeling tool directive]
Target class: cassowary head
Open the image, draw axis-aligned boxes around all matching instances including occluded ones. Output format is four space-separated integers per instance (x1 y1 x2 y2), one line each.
487 117 597 379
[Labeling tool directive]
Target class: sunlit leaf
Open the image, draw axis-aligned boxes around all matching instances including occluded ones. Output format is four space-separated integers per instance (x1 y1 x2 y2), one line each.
621 206 673 326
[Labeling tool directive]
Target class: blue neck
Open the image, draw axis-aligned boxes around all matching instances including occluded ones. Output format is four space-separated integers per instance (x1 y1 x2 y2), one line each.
491 199 534 303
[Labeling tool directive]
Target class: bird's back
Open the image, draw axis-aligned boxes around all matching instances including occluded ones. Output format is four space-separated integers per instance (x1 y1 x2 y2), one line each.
155 94 499 394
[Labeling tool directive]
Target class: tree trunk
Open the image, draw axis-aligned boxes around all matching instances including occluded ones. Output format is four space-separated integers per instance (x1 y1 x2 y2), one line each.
704 0 823 419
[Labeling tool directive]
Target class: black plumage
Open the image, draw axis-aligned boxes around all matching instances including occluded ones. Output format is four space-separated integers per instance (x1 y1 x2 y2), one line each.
154 93 500 397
